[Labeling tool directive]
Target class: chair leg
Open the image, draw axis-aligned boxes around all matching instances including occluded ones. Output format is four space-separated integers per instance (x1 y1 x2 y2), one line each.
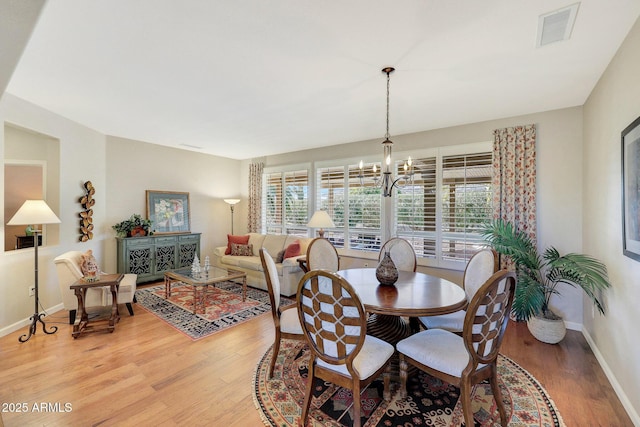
126 303 134 316
489 364 508 426
300 359 315 427
399 354 408 399
352 381 362 427
69 310 76 325
269 331 282 379
460 379 475 427
383 364 391 402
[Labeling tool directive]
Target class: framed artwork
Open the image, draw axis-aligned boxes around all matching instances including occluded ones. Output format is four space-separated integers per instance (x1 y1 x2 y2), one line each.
146 190 191 234
622 116 640 261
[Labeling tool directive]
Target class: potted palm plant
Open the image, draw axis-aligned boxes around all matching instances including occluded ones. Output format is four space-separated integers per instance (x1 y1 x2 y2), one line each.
481 219 612 343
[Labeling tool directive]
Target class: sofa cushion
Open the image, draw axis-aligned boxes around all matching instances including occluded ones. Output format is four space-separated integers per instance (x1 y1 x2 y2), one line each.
284 241 301 259
248 233 266 256
225 234 250 255
230 243 253 256
236 256 265 272
262 234 288 258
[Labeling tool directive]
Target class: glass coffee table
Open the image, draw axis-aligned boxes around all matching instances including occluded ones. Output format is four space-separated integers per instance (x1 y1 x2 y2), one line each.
164 267 247 314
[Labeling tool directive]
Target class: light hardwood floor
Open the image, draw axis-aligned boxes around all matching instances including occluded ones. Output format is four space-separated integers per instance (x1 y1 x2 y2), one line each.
0 295 633 427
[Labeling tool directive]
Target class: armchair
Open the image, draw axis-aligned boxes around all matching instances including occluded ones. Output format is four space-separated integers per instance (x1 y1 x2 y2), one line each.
54 251 137 324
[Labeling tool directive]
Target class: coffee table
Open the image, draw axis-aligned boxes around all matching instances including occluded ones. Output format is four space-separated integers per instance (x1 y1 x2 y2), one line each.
164 267 247 314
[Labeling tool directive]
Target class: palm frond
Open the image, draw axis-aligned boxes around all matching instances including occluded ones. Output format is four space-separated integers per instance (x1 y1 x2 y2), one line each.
511 273 545 321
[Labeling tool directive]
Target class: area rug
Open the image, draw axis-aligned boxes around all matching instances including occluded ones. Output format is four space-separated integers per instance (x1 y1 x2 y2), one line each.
135 281 293 340
253 340 565 427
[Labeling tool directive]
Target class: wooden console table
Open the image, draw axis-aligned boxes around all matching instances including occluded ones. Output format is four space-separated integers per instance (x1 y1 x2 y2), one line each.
70 274 123 338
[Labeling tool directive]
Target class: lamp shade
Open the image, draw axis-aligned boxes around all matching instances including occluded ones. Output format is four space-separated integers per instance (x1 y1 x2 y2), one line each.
307 210 335 229
223 199 241 205
7 200 61 226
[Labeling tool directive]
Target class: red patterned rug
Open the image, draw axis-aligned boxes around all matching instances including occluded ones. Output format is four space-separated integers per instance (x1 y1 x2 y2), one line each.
136 282 293 340
253 340 565 427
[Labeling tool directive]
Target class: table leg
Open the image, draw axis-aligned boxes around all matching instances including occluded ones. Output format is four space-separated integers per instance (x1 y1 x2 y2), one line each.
108 283 120 332
72 288 89 339
165 276 172 297
366 314 412 380
242 277 247 302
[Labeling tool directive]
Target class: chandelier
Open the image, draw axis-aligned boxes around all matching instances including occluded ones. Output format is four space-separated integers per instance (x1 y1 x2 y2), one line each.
359 66 413 197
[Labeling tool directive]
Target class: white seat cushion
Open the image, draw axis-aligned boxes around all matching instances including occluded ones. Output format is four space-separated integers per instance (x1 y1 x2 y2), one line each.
316 335 394 380
397 329 482 378
280 306 304 335
419 310 465 333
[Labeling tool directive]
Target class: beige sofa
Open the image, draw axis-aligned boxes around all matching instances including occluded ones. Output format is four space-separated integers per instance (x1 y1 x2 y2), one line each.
212 233 312 296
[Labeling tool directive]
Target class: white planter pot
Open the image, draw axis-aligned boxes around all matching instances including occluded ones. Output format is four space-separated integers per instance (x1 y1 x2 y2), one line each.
527 315 566 344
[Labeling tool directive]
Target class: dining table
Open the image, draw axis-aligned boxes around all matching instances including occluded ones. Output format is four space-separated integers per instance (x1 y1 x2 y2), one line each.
336 268 468 345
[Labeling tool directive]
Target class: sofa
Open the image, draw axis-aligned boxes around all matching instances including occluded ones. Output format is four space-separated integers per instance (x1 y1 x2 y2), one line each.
212 233 313 296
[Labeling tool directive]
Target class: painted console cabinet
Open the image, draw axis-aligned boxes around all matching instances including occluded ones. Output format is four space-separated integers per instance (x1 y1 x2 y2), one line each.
116 233 201 283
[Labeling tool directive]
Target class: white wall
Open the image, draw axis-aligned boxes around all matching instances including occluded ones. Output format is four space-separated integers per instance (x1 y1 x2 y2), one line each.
583 17 640 423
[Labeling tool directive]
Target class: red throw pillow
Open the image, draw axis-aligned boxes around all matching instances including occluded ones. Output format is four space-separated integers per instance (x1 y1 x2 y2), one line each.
225 234 250 255
283 241 301 259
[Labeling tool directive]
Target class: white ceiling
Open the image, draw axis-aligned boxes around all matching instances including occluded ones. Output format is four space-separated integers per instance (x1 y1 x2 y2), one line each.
5 1 640 160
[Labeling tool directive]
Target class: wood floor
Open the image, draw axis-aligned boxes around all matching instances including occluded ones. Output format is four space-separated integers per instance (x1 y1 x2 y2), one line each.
0 295 633 427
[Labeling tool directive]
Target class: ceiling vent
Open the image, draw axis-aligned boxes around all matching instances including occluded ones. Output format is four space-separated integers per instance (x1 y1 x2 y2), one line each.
536 3 580 47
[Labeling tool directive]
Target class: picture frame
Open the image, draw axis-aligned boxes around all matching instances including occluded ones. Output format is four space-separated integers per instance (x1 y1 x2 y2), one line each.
622 116 640 262
146 190 191 234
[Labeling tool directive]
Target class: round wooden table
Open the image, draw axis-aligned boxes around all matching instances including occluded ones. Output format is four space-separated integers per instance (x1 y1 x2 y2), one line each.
337 268 468 344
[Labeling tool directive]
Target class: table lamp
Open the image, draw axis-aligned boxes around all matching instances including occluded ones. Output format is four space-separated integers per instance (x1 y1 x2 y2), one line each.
7 200 61 343
307 210 335 238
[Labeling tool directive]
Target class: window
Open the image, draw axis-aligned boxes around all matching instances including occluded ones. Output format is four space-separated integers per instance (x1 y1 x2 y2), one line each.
262 142 492 270
394 145 492 268
263 169 308 236
316 162 383 251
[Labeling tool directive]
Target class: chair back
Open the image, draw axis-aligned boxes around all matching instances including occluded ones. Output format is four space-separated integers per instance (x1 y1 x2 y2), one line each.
378 237 416 272
463 270 516 366
297 270 366 370
463 248 498 299
259 248 281 313
54 251 87 309
306 238 339 271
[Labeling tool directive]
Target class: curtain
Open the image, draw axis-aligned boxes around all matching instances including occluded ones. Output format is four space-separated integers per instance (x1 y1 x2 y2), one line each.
492 124 537 267
248 161 264 232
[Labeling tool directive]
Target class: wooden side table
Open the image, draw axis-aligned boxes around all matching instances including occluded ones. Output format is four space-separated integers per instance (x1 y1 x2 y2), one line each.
70 273 124 338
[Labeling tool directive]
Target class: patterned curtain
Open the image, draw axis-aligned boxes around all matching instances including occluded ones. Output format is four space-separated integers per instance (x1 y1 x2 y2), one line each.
248 161 264 232
492 124 537 268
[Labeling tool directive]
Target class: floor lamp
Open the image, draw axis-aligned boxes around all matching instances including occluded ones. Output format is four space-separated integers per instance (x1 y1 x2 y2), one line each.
7 200 61 343
223 199 240 234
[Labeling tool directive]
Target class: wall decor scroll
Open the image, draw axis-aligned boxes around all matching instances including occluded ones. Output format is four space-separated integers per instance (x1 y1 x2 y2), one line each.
79 181 95 241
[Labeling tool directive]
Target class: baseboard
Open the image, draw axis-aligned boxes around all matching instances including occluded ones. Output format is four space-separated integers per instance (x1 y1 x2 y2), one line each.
582 328 640 425
0 303 64 338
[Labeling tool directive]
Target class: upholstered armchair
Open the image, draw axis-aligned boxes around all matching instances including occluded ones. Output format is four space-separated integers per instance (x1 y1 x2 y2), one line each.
54 251 137 324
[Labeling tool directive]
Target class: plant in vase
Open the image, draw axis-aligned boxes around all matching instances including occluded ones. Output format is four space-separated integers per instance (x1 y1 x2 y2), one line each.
481 219 611 343
112 214 153 237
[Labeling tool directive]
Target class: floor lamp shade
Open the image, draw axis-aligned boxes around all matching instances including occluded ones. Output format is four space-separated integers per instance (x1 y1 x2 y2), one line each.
7 200 61 226
307 210 335 238
6 200 60 343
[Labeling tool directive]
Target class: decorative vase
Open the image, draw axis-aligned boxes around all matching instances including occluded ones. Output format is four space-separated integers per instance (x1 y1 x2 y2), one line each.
527 314 566 344
376 251 398 285
129 226 147 237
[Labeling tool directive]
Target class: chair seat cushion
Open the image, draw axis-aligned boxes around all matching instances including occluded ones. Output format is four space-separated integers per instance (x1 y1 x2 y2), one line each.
419 310 466 333
280 306 304 335
317 335 393 380
397 329 482 378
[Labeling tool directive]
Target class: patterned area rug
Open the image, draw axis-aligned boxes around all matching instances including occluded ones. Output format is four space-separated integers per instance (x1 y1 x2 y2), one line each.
136 282 293 340
253 340 565 427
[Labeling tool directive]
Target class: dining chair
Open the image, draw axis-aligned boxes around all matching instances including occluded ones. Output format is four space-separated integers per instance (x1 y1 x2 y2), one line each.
259 248 305 378
397 269 516 427
306 237 339 271
296 269 394 427
378 237 416 272
419 247 498 333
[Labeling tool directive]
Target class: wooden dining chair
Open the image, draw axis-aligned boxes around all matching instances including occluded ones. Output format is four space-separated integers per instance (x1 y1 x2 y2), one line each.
259 248 305 378
378 237 416 272
419 248 498 333
296 269 394 427
306 237 339 271
397 270 516 427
